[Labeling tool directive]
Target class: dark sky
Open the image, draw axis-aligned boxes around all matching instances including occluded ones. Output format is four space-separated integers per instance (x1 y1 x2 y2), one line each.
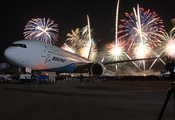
0 0 175 71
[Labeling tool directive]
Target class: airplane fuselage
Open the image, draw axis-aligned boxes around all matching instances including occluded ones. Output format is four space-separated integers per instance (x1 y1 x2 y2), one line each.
4 40 92 73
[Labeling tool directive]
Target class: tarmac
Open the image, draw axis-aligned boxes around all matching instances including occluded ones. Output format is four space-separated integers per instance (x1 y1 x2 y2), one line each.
0 80 174 120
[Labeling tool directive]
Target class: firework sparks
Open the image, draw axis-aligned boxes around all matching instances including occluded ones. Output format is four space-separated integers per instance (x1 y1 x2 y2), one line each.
165 40 175 58
24 18 58 44
106 40 127 67
61 43 75 53
65 26 97 61
134 42 151 59
170 18 175 34
87 15 93 59
148 51 164 70
160 32 175 59
117 4 165 70
66 28 83 48
115 0 120 41
78 39 97 61
118 4 164 50
66 26 92 52
65 15 97 61
133 42 151 69
124 52 141 71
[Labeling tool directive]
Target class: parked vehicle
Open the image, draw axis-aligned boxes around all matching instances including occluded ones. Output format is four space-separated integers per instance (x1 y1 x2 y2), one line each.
38 75 55 83
19 73 55 84
0 71 12 83
19 74 32 84
19 74 39 84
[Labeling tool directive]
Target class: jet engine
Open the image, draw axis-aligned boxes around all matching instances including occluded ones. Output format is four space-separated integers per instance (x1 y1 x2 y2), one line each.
90 62 105 77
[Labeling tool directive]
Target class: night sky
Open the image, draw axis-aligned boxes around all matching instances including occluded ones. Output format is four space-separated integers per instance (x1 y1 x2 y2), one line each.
1 0 175 72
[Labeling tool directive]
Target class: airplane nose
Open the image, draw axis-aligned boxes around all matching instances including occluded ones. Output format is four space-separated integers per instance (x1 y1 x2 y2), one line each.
4 47 16 63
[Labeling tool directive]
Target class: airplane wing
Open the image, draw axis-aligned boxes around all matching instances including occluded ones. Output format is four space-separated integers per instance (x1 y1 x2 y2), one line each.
102 57 157 65
73 57 157 76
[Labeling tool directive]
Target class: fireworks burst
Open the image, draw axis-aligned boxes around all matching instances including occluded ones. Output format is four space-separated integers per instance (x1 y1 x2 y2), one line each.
65 26 97 61
165 40 175 58
66 28 82 48
24 18 58 44
106 40 127 67
66 26 92 51
64 15 97 61
133 42 151 69
117 4 166 70
78 39 97 61
134 42 151 59
118 4 164 50
160 32 175 59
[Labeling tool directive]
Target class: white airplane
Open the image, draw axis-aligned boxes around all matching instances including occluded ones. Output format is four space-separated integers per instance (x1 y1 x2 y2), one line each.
4 40 156 77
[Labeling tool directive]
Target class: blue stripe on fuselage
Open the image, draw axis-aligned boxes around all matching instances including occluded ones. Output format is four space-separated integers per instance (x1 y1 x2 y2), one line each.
41 64 74 73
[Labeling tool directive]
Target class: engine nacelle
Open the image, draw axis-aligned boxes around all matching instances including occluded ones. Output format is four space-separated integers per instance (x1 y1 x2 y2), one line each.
90 62 105 77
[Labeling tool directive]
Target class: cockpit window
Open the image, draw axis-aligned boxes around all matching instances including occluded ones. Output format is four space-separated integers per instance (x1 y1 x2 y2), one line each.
12 44 27 48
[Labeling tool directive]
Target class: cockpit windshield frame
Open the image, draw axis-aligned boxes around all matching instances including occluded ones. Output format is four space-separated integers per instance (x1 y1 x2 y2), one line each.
12 44 27 48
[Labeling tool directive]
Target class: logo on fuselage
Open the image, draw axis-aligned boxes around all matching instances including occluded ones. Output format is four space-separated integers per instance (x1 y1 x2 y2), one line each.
45 54 66 64
52 56 65 63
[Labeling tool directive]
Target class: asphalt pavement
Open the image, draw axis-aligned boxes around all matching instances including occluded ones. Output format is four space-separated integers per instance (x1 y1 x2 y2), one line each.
0 80 174 120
